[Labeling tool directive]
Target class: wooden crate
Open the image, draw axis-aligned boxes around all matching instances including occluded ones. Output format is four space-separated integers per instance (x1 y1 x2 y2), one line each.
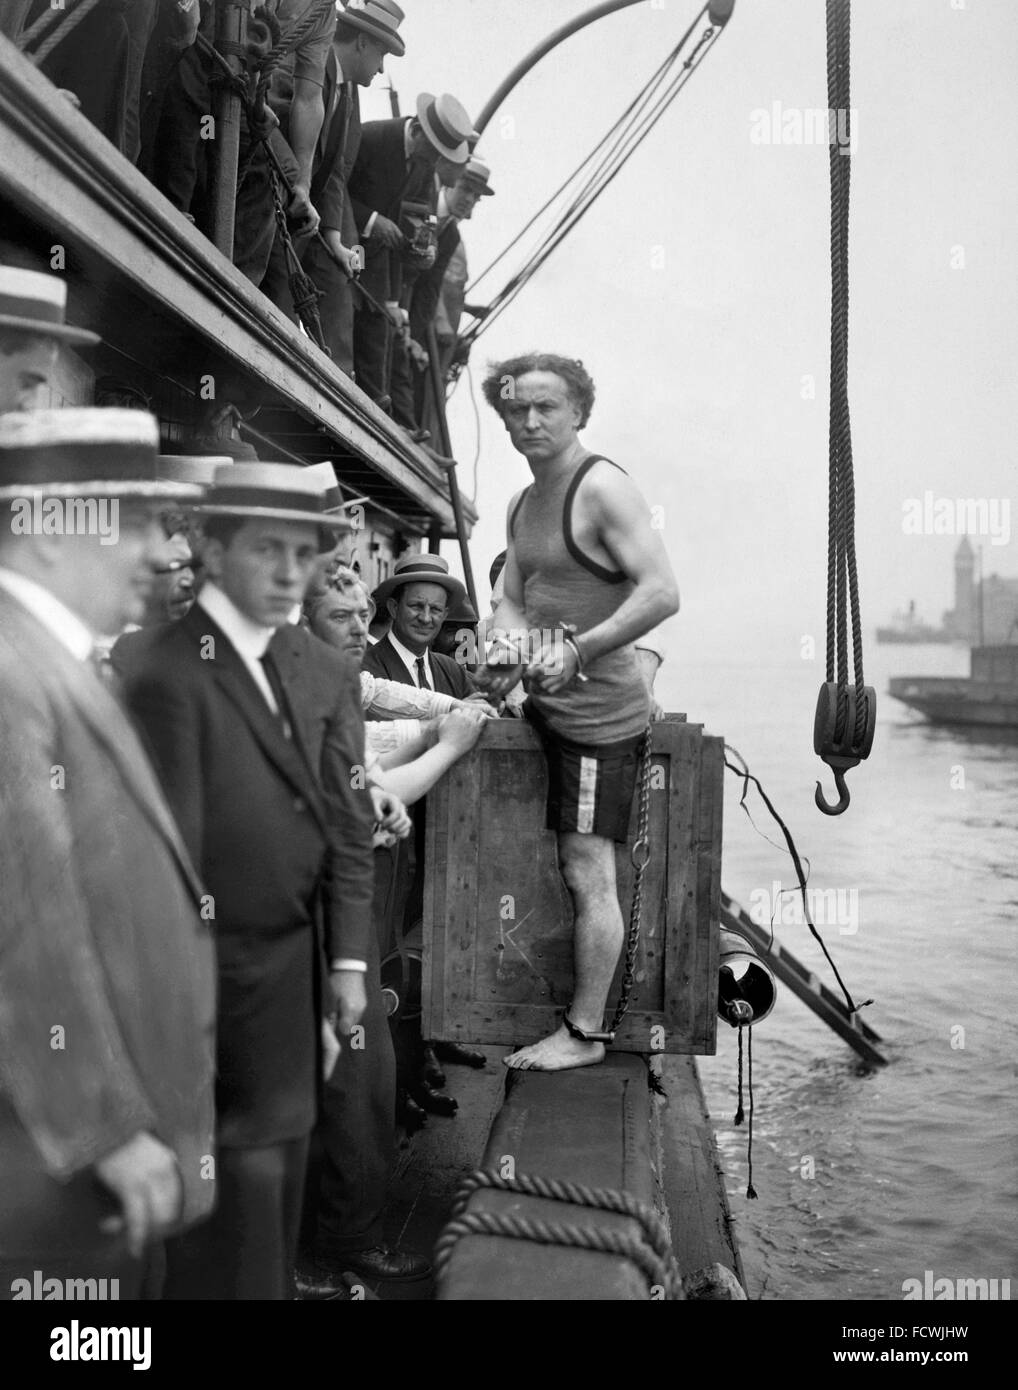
422 716 723 1055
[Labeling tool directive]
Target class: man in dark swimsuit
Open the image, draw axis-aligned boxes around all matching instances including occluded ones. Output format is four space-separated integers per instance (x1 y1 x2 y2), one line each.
482 354 679 1071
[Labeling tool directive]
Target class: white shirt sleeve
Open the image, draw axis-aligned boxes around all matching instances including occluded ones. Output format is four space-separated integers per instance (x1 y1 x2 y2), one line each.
364 673 457 720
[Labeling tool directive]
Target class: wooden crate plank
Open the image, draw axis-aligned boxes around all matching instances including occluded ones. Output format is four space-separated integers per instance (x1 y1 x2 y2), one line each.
423 721 722 1055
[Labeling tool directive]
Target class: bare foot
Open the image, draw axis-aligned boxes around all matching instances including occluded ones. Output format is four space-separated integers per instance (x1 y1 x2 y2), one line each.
503 1024 606 1072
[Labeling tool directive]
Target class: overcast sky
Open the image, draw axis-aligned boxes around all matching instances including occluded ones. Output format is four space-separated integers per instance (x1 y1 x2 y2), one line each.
360 0 1017 661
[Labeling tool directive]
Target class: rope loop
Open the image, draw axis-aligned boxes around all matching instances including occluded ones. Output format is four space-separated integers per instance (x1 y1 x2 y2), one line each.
434 1168 683 1300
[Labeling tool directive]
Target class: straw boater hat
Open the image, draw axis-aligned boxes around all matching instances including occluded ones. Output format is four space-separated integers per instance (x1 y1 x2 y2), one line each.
0 410 204 501
459 156 495 197
372 552 466 609
198 461 354 552
415 93 477 164
0 266 99 347
302 460 348 515
337 0 407 57
157 455 234 488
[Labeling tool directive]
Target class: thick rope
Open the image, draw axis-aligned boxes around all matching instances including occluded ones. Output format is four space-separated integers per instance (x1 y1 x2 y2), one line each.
825 0 868 746
21 0 105 66
434 1169 683 1299
268 164 328 352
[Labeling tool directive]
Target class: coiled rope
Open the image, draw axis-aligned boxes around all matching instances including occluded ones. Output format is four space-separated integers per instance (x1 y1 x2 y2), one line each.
433 1169 683 1300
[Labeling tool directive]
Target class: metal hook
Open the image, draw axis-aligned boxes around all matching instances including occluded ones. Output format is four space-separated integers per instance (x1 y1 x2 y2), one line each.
815 767 851 816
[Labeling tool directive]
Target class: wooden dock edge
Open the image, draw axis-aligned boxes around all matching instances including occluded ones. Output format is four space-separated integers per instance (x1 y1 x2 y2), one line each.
653 1055 747 1297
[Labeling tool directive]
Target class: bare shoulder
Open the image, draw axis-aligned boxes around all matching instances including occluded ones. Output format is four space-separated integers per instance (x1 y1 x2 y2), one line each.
580 456 650 514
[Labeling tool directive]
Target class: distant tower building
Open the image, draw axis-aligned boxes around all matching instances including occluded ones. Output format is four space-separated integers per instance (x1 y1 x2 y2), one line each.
944 537 976 640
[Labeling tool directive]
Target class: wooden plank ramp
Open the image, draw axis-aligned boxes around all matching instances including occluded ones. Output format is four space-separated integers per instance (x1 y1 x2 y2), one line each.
404 1053 746 1301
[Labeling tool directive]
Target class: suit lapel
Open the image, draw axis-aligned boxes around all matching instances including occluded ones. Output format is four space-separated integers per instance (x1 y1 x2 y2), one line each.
192 611 327 834
0 596 205 902
375 635 413 685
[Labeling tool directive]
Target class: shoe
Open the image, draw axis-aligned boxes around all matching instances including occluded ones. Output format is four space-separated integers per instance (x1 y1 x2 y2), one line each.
412 1079 458 1117
397 1089 428 1134
403 426 431 444
433 1039 487 1069
421 1042 446 1089
338 1245 432 1282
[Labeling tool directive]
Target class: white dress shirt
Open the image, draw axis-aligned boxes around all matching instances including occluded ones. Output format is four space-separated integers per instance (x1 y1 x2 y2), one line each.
387 631 435 690
197 582 278 712
0 567 95 661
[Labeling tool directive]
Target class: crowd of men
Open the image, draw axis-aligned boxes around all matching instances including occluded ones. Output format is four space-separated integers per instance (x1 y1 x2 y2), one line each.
1 0 494 439
1 1 680 1309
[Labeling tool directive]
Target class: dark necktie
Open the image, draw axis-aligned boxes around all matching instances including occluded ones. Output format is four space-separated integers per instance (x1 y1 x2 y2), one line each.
259 651 292 740
415 656 432 692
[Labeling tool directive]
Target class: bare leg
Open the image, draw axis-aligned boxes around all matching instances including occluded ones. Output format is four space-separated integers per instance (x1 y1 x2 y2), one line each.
504 832 622 1071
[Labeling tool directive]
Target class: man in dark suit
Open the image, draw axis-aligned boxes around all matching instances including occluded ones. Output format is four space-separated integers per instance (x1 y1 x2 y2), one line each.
346 93 475 406
120 462 398 1299
362 554 477 1004
393 156 495 433
362 552 475 699
0 408 216 1299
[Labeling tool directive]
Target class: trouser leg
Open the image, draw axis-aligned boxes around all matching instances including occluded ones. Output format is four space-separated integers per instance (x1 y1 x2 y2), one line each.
299 239 357 375
353 306 392 405
311 899 396 1258
233 140 278 287
389 334 419 429
163 1136 310 1300
149 42 212 214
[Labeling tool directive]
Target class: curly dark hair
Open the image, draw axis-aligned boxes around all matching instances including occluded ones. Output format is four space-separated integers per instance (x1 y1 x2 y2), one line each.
481 353 596 429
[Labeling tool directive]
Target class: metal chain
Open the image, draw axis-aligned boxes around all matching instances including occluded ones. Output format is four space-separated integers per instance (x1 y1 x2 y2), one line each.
608 724 654 1036
433 1168 683 1299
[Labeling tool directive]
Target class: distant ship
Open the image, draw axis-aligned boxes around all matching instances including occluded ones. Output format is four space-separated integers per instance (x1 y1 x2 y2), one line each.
876 600 952 645
888 645 1018 728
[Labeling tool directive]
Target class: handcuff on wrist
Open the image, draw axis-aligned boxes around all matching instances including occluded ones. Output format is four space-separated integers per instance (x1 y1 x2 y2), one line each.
561 625 590 684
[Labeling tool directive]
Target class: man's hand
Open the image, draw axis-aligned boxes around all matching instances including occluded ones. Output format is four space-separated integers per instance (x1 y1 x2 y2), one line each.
287 182 320 238
436 708 487 755
385 302 409 333
526 634 579 696
369 785 411 840
329 969 367 1036
322 229 359 278
407 338 430 371
459 692 502 718
321 1019 341 1080
372 215 404 249
94 1132 183 1258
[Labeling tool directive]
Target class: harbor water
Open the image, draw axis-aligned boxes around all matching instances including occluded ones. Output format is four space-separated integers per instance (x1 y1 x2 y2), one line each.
664 635 1017 1302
